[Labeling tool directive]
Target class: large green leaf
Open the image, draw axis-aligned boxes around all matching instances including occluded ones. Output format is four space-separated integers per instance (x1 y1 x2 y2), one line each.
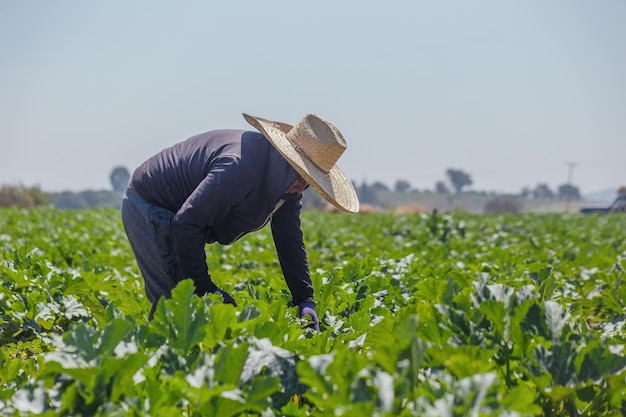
151 279 208 355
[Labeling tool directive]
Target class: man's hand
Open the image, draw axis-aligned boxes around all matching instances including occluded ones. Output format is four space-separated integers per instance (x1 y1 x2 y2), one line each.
298 301 319 331
216 288 237 307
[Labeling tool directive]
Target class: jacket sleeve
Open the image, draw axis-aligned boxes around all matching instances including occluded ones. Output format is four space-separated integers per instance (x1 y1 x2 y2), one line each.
270 193 314 305
171 156 253 295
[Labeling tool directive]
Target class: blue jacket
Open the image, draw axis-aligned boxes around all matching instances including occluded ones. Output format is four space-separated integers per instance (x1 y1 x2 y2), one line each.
130 129 313 304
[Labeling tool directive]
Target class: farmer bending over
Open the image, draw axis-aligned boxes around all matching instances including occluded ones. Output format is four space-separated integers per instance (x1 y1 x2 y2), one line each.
121 113 359 330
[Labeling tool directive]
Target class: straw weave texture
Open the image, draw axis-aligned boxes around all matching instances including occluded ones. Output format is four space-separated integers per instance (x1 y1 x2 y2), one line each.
243 113 359 213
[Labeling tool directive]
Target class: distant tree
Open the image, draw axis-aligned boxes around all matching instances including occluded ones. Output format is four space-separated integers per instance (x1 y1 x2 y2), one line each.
484 196 523 214
557 184 581 201
0 184 51 208
520 187 531 198
532 183 554 199
301 187 326 210
446 169 472 193
356 182 379 205
110 166 131 192
52 192 90 209
435 181 450 194
371 181 390 193
52 190 123 209
394 179 411 193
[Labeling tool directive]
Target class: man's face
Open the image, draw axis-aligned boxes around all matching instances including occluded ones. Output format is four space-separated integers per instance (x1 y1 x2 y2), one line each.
287 177 308 194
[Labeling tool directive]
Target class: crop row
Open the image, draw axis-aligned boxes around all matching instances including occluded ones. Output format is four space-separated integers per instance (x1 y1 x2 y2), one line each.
0 208 625 416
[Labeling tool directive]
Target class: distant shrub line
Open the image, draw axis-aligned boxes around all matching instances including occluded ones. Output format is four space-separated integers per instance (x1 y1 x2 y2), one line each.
0 185 124 210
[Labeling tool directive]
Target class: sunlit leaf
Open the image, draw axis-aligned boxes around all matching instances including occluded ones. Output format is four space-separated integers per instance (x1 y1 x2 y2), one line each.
151 279 208 355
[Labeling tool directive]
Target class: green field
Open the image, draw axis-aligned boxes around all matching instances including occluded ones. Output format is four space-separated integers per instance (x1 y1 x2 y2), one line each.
1 208 625 416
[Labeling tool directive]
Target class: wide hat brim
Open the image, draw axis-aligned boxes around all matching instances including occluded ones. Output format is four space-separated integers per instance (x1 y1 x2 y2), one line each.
243 113 360 213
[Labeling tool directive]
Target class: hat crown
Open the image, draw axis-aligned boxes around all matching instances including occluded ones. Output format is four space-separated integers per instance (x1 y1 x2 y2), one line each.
286 114 346 174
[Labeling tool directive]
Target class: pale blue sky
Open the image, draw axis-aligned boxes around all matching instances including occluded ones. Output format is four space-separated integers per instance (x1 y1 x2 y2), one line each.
1 1 624 196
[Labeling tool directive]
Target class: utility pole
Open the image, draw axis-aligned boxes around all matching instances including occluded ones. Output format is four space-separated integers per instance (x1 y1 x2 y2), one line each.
566 162 577 185
565 162 578 212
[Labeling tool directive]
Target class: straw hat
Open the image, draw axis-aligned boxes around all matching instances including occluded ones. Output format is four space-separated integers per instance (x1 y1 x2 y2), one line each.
243 113 359 213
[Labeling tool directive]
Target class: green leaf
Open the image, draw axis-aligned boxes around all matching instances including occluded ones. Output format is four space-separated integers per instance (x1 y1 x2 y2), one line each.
241 337 301 406
576 339 626 383
109 352 149 402
151 279 208 355
500 384 542 415
406 334 425 393
245 376 281 408
296 353 335 405
478 299 508 341
214 342 249 385
536 266 556 302
205 302 237 343
544 301 569 344
238 304 261 322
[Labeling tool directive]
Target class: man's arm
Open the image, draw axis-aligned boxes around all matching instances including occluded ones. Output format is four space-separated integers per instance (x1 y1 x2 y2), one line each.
270 194 314 305
171 156 253 295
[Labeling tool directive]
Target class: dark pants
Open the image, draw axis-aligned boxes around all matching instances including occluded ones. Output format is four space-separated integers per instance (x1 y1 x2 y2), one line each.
121 188 183 319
